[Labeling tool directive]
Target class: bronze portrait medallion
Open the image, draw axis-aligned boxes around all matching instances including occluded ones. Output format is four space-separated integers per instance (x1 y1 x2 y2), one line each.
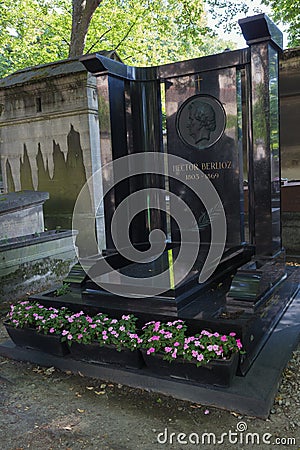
176 95 226 150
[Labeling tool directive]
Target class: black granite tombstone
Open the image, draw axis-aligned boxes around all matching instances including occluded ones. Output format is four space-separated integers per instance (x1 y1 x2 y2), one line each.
30 14 295 374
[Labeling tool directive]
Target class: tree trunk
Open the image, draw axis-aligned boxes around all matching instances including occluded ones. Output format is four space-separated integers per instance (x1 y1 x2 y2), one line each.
69 0 102 58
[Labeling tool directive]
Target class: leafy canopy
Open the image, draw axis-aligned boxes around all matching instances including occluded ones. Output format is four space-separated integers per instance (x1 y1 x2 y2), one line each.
1 0 298 79
261 0 300 47
0 0 233 78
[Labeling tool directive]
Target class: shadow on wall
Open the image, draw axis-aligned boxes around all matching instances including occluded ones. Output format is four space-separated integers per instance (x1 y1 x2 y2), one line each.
6 125 91 230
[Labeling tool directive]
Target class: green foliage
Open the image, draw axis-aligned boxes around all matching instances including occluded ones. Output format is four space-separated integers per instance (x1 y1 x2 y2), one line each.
205 0 300 48
55 282 71 296
86 0 231 65
261 0 300 47
205 0 249 30
140 319 243 366
86 0 233 66
0 0 234 78
6 301 70 334
1 0 297 80
0 0 71 77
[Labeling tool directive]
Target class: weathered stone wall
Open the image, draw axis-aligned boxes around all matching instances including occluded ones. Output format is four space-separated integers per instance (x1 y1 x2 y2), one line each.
0 55 117 251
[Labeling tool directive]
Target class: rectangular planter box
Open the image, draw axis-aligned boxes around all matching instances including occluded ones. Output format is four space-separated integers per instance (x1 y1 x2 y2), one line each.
69 342 144 369
141 350 239 387
4 322 69 356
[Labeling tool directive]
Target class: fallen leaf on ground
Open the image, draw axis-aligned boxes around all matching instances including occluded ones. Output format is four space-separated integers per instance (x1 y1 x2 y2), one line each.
45 367 55 375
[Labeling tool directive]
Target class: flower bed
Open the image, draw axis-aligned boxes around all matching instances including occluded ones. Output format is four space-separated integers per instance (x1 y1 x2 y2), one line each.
140 320 243 367
4 301 244 384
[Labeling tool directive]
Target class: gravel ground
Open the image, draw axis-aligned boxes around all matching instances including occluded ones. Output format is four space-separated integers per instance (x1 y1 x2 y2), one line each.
0 306 299 450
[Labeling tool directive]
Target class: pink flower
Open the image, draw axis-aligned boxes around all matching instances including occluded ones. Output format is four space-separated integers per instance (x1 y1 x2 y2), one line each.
229 332 236 337
173 342 180 347
153 322 160 332
236 339 243 349
62 330 69 336
164 347 172 353
90 324 97 329
67 317 74 323
143 321 155 329
197 353 204 362
149 335 160 341
221 335 227 342
77 334 83 340
122 315 130 320
49 327 55 334
119 326 125 331
201 330 211 336
67 334 73 340
171 349 177 359
129 333 138 339
147 347 155 355
204 409 210 415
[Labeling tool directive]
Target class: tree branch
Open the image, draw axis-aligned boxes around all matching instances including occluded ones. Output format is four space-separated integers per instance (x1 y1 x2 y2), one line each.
113 16 141 51
85 27 112 54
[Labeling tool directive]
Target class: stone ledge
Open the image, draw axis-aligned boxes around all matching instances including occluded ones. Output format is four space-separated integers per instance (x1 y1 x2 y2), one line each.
0 190 49 214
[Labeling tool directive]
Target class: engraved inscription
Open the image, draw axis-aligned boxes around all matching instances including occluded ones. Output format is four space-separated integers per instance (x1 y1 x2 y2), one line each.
172 160 233 182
